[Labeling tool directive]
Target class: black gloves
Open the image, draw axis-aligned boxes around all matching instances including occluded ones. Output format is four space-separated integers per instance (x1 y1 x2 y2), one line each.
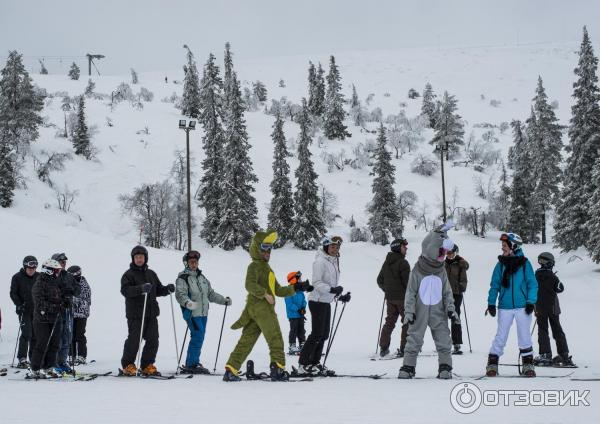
141 283 152 294
298 308 306 315
486 305 496 317
294 280 313 292
525 303 535 315
338 293 351 303
167 284 175 293
330 286 343 296
16 304 25 316
448 311 459 322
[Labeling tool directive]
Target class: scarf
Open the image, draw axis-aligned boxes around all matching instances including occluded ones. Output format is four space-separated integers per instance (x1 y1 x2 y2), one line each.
497 255 527 288
415 254 445 275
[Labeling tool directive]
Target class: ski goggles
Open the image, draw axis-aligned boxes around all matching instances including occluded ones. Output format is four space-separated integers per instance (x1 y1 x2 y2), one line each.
186 250 201 260
70 269 82 277
24 261 38 268
259 243 273 252
330 236 343 245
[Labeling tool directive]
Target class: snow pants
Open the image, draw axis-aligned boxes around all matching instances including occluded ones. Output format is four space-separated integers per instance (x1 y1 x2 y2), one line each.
537 313 569 357
489 308 533 357
121 316 159 369
298 301 331 366
57 309 73 366
402 311 452 367
72 317 88 358
379 299 408 352
451 294 463 345
288 318 306 345
181 309 208 367
31 318 63 371
17 312 36 361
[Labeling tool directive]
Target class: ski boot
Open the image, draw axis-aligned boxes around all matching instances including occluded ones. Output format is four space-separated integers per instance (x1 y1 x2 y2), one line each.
297 364 318 376
26 369 43 379
553 353 575 367
180 364 211 375
398 365 416 379
17 358 30 369
141 364 161 376
486 354 499 377
298 342 305 354
395 348 404 358
316 363 335 376
269 362 290 382
288 343 298 355
452 344 463 355
437 364 453 379
75 356 87 365
521 355 536 377
121 363 137 376
533 352 552 366
56 363 73 374
380 347 390 358
222 365 242 382
44 368 61 378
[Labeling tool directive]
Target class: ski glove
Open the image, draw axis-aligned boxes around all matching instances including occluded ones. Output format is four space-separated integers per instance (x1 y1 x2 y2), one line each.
403 313 415 325
16 304 25 316
294 280 312 292
448 311 460 324
225 297 232 306
167 284 176 293
330 286 343 296
486 305 496 317
185 300 198 310
525 303 535 315
338 292 351 303
141 283 152 294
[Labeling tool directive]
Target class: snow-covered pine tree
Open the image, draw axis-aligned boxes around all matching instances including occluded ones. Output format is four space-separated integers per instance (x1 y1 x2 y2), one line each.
554 26 600 253
307 61 317 113
181 45 201 118
197 53 226 245
215 67 258 250
367 123 401 244
68 62 80 80
529 76 563 243
421 83 437 128
350 84 365 127
223 42 234 107
267 113 294 247
507 119 537 242
0 50 44 155
85 79 95 97
61 96 71 138
0 137 16 207
324 56 350 140
72 96 92 159
586 160 600 261
430 91 464 159
253 80 267 102
130 68 138 84
39 60 48 75
309 62 326 118
292 99 325 249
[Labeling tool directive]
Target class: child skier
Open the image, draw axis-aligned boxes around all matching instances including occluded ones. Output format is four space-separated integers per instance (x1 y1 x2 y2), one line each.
533 252 574 367
398 223 458 379
223 230 312 382
285 271 308 355
68 265 91 365
175 250 231 374
485 233 538 377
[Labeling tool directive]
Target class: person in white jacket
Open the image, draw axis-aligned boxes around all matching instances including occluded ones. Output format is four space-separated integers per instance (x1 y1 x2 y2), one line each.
298 235 350 376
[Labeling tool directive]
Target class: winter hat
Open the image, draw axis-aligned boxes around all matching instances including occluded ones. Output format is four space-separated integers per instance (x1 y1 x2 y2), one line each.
390 238 408 253
67 265 82 281
451 244 459 254
183 250 201 267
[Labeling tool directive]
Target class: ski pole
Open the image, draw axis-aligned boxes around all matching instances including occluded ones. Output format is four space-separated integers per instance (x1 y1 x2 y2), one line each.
70 307 76 376
135 292 148 374
462 296 472 353
169 293 179 373
11 314 23 367
323 294 349 368
375 296 385 355
213 303 228 373
326 299 339 354
531 320 537 337
177 326 189 373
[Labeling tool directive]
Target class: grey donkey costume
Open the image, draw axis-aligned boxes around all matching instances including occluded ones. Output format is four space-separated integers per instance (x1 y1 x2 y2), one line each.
399 223 459 379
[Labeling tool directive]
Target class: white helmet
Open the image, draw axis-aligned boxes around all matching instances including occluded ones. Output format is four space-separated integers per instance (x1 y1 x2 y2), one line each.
41 259 62 275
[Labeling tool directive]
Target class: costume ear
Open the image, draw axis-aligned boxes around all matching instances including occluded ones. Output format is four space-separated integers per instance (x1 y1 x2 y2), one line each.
438 220 454 233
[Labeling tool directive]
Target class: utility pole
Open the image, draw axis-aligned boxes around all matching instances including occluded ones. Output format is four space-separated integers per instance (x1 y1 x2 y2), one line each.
435 140 449 222
86 53 105 76
178 120 196 250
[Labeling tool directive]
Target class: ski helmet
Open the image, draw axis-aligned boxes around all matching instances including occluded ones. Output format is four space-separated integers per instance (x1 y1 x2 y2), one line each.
67 265 82 275
131 245 148 263
390 238 408 253
183 250 201 265
451 244 459 254
51 252 68 262
500 233 523 252
22 255 38 269
538 252 555 267
287 271 302 285
41 259 62 275
322 235 343 252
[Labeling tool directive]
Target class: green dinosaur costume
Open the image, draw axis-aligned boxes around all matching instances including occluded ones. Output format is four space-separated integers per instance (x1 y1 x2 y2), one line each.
225 230 296 373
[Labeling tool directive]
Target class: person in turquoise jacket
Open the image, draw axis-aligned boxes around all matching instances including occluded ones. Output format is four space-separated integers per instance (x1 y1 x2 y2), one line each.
284 271 308 355
485 233 538 377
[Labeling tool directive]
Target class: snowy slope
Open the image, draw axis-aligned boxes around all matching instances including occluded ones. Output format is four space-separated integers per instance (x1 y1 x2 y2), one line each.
1 42 600 423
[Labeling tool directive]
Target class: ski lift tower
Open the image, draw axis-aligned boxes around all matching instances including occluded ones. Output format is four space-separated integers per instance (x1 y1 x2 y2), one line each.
86 53 105 76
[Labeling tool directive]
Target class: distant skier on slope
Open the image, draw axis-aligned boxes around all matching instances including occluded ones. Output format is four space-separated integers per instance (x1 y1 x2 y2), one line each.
485 233 538 377
398 222 458 379
223 230 312 382
10 255 39 369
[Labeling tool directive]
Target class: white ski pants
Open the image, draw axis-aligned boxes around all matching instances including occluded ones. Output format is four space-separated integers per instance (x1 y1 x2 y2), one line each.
489 308 533 357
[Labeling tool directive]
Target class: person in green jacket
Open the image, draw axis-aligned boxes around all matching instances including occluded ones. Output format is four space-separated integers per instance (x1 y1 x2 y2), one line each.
175 250 231 375
223 230 312 382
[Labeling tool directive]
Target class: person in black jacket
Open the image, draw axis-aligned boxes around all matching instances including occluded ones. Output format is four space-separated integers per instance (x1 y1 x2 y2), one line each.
533 252 573 366
29 259 66 378
120 245 174 376
444 244 469 355
10 255 39 368
376 238 411 358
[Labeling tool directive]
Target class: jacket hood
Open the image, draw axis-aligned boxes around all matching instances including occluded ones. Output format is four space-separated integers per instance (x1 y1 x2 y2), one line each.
385 251 405 264
316 247 338 264
249 229 278 261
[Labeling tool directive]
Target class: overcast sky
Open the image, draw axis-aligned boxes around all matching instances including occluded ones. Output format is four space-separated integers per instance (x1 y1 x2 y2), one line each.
1 0 599 75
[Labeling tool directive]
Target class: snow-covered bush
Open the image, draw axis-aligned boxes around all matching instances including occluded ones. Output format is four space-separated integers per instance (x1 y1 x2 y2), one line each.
410 154 438 176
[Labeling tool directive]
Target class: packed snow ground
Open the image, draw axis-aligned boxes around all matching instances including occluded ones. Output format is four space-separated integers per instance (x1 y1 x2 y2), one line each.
1 43 600 423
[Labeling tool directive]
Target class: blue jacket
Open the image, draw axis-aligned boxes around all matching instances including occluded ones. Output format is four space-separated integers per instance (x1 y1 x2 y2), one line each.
487 250 537 309
285 291 307 319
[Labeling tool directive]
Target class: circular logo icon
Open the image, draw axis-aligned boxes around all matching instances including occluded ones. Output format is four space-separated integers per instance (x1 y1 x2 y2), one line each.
450 382 482 414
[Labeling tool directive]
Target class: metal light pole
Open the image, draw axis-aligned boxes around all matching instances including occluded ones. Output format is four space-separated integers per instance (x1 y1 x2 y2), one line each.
178 119 196 250
435 140 449 222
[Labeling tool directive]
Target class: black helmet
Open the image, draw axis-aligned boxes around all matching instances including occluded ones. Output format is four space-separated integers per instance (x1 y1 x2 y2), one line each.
451 244 459 254
67 265 82 275
131 245 148 263
51 252 68 262
390 238 408 253
22 255 38 269
183 250 201 264
538 252 555 267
